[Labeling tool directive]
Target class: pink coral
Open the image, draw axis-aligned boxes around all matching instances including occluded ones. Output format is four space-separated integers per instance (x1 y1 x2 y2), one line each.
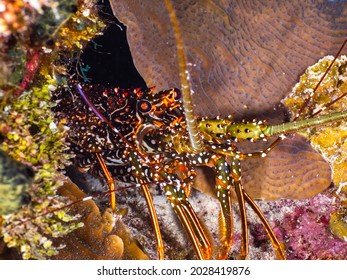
277 193 347 259
238 188 347 259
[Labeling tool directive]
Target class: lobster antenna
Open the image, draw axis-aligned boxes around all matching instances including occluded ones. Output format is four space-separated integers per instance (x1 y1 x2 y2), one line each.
294 37 347 120
164 0 204 153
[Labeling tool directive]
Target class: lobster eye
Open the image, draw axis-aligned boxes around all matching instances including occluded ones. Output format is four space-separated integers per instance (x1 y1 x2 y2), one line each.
173 88 182 100
138 99 152 113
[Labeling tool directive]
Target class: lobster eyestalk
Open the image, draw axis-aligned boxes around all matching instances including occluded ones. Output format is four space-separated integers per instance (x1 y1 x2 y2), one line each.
198 110 347 141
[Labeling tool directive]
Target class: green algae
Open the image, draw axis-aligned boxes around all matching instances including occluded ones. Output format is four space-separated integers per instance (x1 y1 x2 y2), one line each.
0 0 107 259
0 75 83 259
330 210 347 242
0 150 34 215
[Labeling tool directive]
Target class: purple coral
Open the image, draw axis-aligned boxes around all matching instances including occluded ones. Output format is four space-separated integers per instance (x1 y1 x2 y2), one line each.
251 189 347 259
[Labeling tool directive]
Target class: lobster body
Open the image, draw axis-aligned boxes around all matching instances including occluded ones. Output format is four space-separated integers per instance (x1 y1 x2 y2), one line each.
53 83 185 184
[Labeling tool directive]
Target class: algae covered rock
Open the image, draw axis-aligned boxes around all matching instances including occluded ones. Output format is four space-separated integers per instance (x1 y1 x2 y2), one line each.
0 150 33 215
0 0 107 259
283 55 347 196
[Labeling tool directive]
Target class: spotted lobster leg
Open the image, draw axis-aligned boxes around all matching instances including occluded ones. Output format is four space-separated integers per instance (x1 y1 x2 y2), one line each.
141 184 165 259
159 172 212 260
206 154 248 259
95 153 116 211
202 148 285 259
243 190 286 260
93 150 166 259
230 155 285 260
214 157 234 259
129 151 211 260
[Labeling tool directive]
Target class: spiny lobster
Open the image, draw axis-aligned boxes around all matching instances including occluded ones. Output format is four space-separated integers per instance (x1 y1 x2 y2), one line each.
50 0 347 260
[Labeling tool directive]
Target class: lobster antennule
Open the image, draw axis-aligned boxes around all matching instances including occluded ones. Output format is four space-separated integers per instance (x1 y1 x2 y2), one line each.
294 37 347 120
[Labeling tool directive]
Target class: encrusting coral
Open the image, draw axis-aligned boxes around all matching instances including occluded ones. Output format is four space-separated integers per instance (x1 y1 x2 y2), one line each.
283 55 347 243
51 179 149 260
